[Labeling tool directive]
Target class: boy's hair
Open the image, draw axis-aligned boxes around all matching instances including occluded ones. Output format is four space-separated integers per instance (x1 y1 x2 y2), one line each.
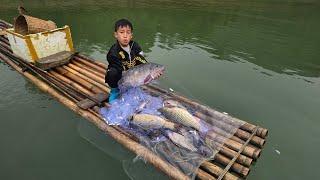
114 19 133 32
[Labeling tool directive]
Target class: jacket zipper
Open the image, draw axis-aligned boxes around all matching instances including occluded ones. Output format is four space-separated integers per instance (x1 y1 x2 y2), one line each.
129 42 134 65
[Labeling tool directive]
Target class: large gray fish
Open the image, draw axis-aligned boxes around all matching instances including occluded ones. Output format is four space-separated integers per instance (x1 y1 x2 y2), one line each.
159 107 201 131
118 62 165 90
164 130 197 152
131 113 176 131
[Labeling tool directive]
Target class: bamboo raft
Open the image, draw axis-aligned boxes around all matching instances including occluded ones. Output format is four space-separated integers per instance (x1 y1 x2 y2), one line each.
0 19 268 180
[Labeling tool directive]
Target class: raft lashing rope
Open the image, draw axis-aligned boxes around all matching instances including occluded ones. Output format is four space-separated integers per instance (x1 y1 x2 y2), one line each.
0 19 268 180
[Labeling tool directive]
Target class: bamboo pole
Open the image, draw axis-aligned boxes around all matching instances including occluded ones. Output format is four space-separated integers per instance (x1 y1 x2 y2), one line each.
195 111 265 148
67 63 105 84
199 115 263 149
0 52 190 180
219 146 252 167
201 161 239 180
62 65 109 93
196 169 217 180
0 36 10 46
217 127 258 180
76 53 107 69
213 154 250 177
44 73 84 102
0 20 12 27
73 56 106 74
0 34 8 40
49 70 94 96
206 130 260 160
55 67 103 94
49 70 109 107
71 60 105 79
0 41 12 52
0 24 8 30
0 33 9 40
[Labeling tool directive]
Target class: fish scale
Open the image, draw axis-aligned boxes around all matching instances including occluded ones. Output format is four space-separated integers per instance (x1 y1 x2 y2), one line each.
131 113 176 130
118 62 165 90
160 107 201 131
164 130 197 152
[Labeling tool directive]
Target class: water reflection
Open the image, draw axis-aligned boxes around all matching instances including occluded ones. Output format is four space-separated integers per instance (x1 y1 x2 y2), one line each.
1 1 319 77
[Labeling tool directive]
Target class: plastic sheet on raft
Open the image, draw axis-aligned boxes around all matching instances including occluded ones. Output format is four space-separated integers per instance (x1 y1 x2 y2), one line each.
100 87 163 126
125 127 214 179
99 87 245 179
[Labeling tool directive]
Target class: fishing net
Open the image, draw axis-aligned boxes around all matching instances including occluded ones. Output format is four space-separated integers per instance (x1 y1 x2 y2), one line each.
100 87 245 179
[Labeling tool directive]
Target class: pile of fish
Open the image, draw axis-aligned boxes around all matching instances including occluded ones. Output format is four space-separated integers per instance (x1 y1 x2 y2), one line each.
100 63 242 178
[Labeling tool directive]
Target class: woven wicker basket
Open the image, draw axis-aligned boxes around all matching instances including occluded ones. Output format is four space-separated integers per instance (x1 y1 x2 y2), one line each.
14 15 57 35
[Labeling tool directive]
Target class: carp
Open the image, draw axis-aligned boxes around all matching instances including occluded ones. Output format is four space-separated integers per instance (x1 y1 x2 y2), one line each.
131 113 176 131
164 130 197 152
159 107 201 131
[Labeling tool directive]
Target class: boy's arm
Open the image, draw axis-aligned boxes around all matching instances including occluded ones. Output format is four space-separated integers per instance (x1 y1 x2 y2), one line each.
107 51 123 71
105 51 123 85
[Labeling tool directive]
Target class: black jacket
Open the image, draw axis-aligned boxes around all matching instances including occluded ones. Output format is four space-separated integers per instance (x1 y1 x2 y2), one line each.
106 41 147 72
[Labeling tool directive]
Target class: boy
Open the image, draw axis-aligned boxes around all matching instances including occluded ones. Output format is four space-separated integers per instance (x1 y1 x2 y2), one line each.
105 19 148 102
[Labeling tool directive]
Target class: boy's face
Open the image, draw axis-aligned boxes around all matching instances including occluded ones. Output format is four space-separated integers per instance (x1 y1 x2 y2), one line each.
114 25 133 47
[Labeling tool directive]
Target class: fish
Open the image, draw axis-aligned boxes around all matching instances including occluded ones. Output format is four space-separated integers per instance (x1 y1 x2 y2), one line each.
118 62 165 90
159 107 201 131
130 113 176 131
163 98 187 109
164 130 197 152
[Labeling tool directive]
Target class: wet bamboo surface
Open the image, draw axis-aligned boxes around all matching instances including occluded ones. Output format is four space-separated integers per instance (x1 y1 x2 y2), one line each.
0 20 268 180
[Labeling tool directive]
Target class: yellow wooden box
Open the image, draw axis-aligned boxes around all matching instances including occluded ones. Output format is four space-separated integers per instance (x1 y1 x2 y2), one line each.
5 25 74 63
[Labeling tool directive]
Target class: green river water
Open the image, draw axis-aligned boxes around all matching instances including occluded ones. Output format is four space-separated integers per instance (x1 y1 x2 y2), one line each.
0 1 320 179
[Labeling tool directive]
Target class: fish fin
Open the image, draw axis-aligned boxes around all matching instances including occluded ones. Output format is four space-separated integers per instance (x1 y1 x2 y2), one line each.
144 74 152 84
